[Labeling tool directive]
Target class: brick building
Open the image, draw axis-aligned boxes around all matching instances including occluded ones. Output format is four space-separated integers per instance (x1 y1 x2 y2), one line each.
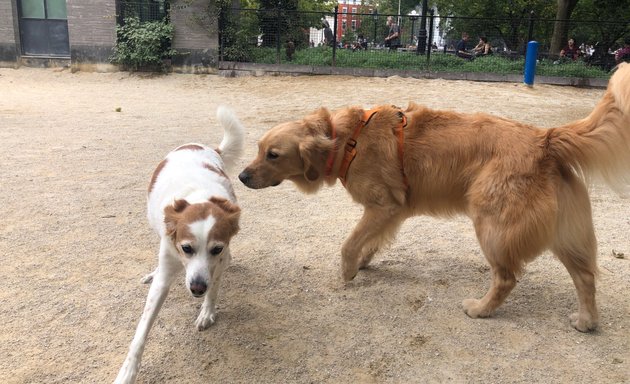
0 0 219 72
335 0 373 40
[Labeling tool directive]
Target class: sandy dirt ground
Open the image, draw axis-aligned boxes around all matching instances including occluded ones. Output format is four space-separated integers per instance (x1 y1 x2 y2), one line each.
0 67 628 384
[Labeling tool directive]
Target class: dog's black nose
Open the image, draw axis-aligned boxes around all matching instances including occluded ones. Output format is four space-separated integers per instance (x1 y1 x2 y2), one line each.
190 280 207 297
238 171 250 185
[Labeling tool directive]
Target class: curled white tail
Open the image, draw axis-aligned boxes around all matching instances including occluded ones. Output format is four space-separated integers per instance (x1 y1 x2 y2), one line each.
216 106 245 174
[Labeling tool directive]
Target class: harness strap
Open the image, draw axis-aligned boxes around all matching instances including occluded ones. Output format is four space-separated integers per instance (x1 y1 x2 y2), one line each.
394 111 409 189
326 107 409 191
338 109 379 186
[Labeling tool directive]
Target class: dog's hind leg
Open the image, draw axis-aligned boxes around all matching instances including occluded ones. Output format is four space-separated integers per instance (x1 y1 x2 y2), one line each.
463 214 535 318
552 177 599 332
115 246 181 384
341 206 404 281
462 263 517 319
555 246 598 332
464 172 557 319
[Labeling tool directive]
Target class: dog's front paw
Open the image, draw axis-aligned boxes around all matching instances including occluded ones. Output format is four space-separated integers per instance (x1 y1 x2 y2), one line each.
570 312 598 332
342 267 358 282
462 298 493 318
341 259 359 282
195 308 217 331
140 272 154 285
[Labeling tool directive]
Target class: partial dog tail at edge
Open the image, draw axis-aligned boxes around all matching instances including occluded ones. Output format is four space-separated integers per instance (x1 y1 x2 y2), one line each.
216 105 245 174
548 62 630 195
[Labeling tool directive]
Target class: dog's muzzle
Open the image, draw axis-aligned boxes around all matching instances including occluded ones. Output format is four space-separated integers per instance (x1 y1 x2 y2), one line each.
238 170 281 189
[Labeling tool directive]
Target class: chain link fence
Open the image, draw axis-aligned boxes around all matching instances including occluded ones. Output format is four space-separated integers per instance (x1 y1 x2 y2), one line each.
218 7 628 73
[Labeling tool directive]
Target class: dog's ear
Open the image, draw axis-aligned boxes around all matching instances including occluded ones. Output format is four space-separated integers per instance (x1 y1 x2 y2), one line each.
164 199 189 237
299 135 334 182
209 197 241 238
209 197 241 216
405 102 419 112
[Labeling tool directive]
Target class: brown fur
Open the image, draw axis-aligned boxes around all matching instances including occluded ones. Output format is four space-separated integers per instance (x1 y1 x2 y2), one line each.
164 197 241 250
148 158 167 193
203 163 236 201
239 63 630 332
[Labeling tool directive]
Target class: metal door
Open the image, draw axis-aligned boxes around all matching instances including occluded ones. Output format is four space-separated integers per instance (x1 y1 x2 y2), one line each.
18 0 70 56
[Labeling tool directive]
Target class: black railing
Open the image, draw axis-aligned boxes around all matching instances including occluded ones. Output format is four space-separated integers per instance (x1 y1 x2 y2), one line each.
218 7 628 73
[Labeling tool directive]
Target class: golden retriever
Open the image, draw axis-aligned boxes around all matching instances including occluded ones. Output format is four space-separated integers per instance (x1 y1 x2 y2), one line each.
239 63 630 332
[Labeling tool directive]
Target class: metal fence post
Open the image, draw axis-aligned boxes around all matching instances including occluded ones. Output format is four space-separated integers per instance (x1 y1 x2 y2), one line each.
527 11 535 44
526 10 535 56
417 0 428 54
332 5 338 67
426 9 434 62
276 7 281 64
217 3 226 62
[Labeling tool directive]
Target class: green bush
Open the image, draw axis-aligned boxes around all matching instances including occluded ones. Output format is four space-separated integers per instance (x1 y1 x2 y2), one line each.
110 16 176 71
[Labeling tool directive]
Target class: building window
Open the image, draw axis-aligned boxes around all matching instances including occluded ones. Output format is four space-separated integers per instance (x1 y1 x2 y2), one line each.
118 0 170 23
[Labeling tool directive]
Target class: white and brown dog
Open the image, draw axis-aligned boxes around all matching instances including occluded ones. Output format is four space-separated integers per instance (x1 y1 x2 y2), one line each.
115 106 244 384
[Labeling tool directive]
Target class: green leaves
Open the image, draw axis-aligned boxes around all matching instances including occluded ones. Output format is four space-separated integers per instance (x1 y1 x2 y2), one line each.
110 16 176 71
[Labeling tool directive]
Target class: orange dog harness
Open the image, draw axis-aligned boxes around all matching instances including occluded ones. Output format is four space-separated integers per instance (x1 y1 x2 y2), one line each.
325 108 409 190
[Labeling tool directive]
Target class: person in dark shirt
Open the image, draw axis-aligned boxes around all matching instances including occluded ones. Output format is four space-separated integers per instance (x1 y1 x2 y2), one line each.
473 36 492 56
615 37 630 64
384 16 401 50
560 38 581 60
322 19 334 47
456 32 473 60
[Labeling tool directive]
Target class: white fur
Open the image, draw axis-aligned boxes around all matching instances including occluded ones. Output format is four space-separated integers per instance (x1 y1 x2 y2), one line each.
115 106 244 384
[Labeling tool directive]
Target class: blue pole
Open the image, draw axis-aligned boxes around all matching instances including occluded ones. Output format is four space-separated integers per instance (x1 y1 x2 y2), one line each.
524 41 539 86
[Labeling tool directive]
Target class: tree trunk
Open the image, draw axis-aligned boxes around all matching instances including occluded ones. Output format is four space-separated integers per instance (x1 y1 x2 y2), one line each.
549 0 579 58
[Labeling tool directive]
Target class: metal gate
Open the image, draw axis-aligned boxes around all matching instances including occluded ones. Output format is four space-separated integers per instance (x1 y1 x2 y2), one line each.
18 0 70 56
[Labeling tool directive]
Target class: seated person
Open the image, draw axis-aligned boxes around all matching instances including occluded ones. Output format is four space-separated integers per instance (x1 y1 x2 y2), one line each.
473 36 492 56
560 38 581 61
352 34 368 51
615 37 630 64
456 32 474 59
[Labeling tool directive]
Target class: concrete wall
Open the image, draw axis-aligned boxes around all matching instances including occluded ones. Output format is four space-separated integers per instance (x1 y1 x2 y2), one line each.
0 0 222 72
66 0 117 71
0 0 19 67
170 0 218 73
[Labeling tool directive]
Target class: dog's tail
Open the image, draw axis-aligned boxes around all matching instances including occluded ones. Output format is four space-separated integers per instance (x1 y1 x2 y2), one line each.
216 106 245 174
548 62 630 194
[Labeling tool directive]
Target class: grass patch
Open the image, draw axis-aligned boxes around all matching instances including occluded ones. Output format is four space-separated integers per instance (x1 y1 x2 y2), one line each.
242 46 611 79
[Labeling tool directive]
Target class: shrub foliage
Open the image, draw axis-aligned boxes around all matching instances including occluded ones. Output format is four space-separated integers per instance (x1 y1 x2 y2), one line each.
110 16 176 71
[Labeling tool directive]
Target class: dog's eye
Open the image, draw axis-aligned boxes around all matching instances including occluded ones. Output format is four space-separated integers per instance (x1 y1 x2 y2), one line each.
181 244 194 254
210 245 224 256
266 151 279 160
